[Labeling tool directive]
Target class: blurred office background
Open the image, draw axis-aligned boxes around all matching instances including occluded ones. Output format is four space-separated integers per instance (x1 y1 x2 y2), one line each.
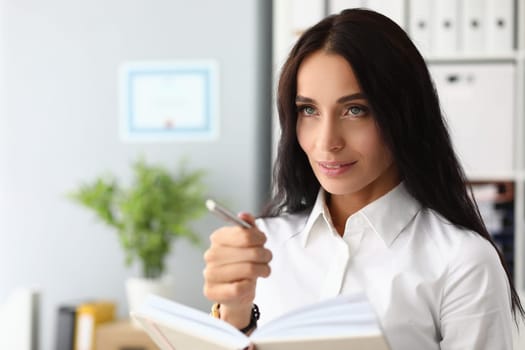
0 0 271 349
1 0 525 349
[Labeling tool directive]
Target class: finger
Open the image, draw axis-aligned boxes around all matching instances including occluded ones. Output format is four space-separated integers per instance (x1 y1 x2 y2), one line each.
238 212 256 226
204 262 271 283
210 226 266 247
204 246 272 265
203 279 256 304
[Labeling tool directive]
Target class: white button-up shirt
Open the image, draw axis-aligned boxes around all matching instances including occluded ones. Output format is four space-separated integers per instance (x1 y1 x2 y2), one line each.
254 182 513 349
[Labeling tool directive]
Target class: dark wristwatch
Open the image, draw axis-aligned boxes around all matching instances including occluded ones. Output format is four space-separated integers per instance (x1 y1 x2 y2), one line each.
239 304 260 334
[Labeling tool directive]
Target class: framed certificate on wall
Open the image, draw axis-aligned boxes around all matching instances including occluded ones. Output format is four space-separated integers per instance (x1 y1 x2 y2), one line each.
119 60 219 142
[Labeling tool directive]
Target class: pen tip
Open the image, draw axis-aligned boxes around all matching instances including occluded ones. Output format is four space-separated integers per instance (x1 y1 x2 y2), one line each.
205 199 216 211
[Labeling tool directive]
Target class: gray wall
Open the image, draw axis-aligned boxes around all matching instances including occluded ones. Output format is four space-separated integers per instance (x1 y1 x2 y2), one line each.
0 1 272 349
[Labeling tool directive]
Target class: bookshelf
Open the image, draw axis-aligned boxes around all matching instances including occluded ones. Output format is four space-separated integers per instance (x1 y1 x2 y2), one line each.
271 0 525 292
95 320 159 350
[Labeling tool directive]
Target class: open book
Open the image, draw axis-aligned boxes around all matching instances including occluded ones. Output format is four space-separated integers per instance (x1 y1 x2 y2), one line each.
131 293 390 350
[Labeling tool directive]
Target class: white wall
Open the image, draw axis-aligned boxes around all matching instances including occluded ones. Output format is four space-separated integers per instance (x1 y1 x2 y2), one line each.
0 1 272 349
0 0 7 227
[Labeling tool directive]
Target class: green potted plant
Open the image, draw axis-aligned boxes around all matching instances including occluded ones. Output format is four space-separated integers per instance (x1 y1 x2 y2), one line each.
69 158 207 313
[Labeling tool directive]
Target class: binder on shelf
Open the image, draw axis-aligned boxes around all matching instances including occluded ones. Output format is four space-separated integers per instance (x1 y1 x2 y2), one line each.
74 301 116 350
0 289 39 350
486 0 514 53
409 0 433 55
329 0 364 15
470 181 515 280
460 0 486 53
432 0 459 54
56 301 89 350
428 62 515 178
364 0 406 29
291 0 325 37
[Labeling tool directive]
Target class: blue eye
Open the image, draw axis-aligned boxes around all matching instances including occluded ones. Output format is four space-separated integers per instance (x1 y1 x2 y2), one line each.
350 106 362 114
297 105 317 116
304 106 316 115
346 105 368 117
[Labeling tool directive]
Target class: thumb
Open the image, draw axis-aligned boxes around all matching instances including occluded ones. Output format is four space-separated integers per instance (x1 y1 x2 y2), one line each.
238 212 256 227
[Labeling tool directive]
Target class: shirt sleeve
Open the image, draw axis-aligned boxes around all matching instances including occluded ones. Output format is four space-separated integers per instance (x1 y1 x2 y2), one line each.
439 233 514 350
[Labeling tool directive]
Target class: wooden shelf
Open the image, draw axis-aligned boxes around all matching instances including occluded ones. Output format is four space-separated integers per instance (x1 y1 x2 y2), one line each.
95 319 159 350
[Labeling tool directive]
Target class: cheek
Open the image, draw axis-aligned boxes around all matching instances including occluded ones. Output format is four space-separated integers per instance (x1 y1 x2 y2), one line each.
352 124 393 166
296 121 311 154
345 122 377 151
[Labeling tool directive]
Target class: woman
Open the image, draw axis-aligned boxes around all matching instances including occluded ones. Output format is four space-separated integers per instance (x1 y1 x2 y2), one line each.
203 9 523 349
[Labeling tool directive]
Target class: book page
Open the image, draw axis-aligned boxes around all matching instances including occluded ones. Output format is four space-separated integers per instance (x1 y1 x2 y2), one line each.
132 295 249 350
250 293 383 341
252 335 389 350
133 293 389 350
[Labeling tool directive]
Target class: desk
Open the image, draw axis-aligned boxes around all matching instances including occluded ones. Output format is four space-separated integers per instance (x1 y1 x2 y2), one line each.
96 319 159 350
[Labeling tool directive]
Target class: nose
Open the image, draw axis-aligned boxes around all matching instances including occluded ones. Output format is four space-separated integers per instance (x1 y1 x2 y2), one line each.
317 117 344 152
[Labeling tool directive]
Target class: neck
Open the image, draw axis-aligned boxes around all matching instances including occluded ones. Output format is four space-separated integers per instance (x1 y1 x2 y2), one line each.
327 166 401 235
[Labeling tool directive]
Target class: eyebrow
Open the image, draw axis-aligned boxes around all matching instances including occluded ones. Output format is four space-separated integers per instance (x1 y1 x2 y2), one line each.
295 92 366 104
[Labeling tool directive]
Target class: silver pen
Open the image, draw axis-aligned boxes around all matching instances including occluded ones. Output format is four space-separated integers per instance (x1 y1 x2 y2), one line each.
205 199 252 228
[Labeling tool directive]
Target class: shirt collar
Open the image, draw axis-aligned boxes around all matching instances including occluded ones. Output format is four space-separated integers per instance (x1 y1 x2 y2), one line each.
300 190 334 247
360 182 422 246
301 182 422 247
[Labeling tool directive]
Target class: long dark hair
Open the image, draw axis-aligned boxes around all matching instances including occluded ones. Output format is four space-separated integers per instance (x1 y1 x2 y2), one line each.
265 8 524 319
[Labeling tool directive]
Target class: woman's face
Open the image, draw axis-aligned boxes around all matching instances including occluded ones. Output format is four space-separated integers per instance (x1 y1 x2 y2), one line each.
295 50 399 199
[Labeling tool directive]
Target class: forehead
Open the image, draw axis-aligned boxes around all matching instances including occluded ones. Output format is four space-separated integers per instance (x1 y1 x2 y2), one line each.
296 51 362 97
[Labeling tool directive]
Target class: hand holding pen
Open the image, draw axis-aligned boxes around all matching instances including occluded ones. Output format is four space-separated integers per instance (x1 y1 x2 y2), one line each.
203 199 272 330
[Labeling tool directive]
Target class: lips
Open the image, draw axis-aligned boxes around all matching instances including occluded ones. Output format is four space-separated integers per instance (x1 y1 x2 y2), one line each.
317 161 357 176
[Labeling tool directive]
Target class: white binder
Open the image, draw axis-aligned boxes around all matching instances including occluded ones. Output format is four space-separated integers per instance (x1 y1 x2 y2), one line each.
0 289 39 350
329 0 364 15
432 0 459 54
460 0 486 53
363 0 406 29
428 63 515 178
409 0 433 56
486 0 514 53
291 0 326 35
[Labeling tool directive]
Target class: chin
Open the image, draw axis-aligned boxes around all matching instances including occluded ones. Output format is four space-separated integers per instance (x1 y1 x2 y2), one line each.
319 180 367 196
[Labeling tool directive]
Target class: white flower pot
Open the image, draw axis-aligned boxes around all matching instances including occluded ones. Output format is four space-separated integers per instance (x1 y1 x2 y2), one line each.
126 275 174 326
